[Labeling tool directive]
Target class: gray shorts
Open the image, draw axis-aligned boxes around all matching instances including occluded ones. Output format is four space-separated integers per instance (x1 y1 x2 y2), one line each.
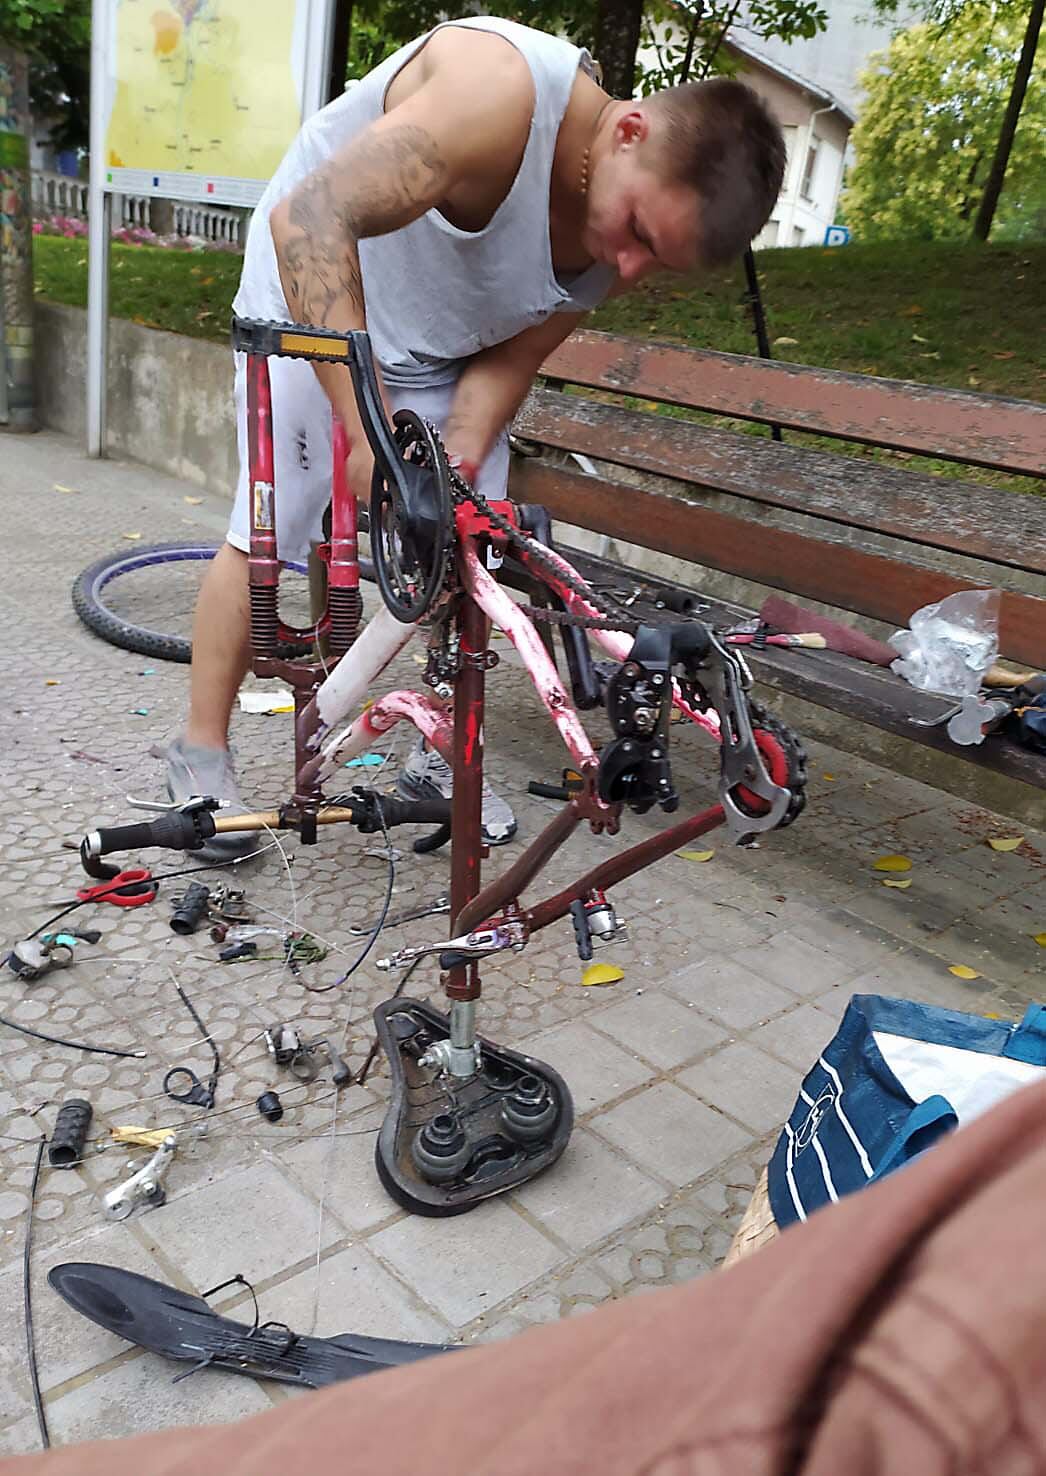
227 354 511 564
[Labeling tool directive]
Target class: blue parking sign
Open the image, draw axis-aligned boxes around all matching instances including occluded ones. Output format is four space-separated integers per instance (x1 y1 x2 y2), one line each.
824 225 851 246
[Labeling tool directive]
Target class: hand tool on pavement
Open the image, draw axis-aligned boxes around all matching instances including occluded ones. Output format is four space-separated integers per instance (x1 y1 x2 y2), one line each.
53 868 157 908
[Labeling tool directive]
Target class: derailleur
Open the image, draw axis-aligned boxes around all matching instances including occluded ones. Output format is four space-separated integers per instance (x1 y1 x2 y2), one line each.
596 623 805 838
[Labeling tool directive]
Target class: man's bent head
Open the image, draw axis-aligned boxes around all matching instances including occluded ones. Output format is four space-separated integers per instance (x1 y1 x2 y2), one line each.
585 78 785 284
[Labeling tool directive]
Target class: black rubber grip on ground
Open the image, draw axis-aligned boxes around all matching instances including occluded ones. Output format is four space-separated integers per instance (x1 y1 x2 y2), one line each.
48 1100 93 1168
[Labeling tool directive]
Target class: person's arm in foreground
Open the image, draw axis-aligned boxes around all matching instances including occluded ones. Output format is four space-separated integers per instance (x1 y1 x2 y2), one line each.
439 310 587 480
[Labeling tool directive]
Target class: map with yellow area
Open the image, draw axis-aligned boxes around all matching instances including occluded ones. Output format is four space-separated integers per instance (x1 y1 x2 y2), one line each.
105 0 302 183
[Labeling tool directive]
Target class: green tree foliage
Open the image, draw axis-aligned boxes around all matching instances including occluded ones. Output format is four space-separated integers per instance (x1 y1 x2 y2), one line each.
842 4 1045 242
634 0 826 95
0 0 91 153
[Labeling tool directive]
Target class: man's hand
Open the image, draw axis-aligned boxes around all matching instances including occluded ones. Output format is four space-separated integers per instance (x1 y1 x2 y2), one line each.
345 438 376 505
442 311 588 474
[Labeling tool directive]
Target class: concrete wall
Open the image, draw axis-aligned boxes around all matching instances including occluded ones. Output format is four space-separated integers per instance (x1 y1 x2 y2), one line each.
31 301 1046 826
34 301 239 499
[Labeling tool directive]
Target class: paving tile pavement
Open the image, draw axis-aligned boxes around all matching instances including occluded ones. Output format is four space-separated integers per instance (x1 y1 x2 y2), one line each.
1 430 1044 1452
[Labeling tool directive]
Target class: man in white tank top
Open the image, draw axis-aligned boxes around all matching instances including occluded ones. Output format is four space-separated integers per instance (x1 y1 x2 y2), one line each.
164 19 785 854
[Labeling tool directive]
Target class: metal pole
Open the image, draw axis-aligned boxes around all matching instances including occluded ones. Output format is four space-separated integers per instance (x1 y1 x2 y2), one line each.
0 44 35 431
86 0 111 456
742 247 782 443
301 0 337 119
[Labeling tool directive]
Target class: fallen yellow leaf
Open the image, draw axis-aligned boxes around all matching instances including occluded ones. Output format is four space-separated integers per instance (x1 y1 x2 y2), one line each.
183 495 203 505
822 773 835 782
678 849 715 863
881 878 912 889
53 482 78 493
1033 933 1046 947
122 531 142 541
873 855 912 873
949 965 981 980
987 836 1023 852
580 962 624 988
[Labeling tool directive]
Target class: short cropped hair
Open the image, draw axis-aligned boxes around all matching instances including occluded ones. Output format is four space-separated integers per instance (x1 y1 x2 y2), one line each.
648 78 785 266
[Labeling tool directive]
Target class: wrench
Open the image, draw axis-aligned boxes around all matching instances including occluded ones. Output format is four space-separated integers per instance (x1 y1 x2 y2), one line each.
348 894 451 937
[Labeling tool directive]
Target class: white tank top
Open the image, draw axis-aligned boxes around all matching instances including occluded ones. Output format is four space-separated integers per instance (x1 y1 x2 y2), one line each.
233 17 615 389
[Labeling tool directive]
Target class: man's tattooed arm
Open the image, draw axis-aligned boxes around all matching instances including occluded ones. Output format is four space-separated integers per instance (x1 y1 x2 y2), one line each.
271 123 448 330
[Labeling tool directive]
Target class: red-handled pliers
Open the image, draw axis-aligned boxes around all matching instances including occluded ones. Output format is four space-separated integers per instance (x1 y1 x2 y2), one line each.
54 869 158 908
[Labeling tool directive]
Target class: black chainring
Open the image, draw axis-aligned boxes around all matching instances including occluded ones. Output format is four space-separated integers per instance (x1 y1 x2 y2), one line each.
370 411 454 623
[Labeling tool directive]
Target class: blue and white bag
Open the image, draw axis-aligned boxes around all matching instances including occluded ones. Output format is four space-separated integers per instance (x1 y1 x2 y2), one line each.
768 993 1046 1228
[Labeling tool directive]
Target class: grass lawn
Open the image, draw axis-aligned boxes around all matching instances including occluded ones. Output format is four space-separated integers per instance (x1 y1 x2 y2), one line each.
33 234 1044 492
34 236 1044 402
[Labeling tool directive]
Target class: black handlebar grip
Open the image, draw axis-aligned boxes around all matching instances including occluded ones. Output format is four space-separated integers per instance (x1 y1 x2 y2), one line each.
170 881 211 936
49 1098 93 1168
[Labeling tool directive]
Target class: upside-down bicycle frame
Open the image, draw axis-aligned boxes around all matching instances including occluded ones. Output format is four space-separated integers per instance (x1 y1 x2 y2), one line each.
238 321 755 1044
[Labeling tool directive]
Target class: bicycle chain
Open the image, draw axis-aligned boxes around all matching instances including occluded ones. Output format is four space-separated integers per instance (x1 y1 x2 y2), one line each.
446 463 644 633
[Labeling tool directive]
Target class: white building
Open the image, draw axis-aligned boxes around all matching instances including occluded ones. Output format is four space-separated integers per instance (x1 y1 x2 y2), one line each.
727 38 855 249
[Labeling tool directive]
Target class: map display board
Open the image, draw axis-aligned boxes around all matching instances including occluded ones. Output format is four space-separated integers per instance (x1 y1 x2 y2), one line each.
100 0 329 206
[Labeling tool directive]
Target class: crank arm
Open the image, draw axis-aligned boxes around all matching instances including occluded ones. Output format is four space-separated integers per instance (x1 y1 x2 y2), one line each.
376 921 527 972
704 634 791 836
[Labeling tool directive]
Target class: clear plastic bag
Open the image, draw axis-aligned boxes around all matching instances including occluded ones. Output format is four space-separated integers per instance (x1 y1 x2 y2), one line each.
889 588 999 697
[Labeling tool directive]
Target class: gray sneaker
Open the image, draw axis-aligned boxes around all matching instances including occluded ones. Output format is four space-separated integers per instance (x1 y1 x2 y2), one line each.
396 738 517 846
161 737 259 862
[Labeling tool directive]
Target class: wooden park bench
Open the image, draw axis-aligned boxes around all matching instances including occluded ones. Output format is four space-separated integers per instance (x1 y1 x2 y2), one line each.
508 329 1046 799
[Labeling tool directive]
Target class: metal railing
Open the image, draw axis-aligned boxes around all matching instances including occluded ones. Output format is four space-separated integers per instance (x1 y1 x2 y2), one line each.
31 171 244 245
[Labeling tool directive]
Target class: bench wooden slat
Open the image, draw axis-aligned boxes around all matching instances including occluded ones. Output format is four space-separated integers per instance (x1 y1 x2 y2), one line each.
515 390 1046 578
541 331 1046 479
557 546 1046 792
509 457 1046 669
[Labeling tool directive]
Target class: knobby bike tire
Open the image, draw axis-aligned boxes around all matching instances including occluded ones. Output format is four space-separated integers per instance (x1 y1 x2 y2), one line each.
71 541 372 665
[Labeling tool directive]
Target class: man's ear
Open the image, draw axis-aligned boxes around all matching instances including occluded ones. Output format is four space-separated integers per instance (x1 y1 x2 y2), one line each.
615 107 650 151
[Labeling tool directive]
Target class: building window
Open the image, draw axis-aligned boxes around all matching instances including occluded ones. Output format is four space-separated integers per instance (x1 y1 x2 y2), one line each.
800 137 819 202
792 225 806 246
781 125 798 190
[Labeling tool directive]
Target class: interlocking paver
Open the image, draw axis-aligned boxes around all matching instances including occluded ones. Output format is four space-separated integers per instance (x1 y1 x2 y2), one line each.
369 1201 565 1325
138 1160 344 1286
665 953 797 1027
42 1350 273 1447
590 1082 754 1187
586 989 726 1070
518 1020 655 1113
742 930 859 996
747 1002 843 1067
0 427 1040 1453
510 1128 666 1251
676 1042 801 1135
256 1242 454 1342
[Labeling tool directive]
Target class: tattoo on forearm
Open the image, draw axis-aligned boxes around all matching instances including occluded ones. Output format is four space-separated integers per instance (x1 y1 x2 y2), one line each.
274 124 448 328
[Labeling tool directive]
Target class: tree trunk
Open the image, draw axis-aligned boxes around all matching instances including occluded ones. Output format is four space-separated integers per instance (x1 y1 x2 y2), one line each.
972 0 1044 241
595 0 645 97
677 3 704 83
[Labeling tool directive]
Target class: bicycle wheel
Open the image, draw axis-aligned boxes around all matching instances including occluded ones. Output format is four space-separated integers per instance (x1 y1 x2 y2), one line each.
72 542 312 664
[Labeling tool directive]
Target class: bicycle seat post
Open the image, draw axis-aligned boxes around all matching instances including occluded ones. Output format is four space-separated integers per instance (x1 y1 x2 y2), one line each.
442 564 489 1071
